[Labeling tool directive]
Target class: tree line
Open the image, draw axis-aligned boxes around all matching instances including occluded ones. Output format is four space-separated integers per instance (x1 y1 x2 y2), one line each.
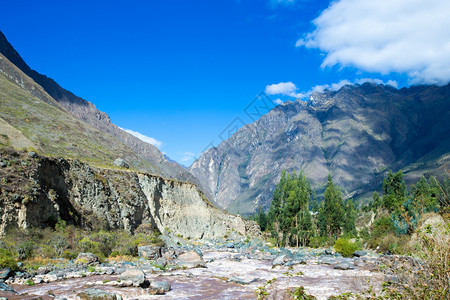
253 169 449 249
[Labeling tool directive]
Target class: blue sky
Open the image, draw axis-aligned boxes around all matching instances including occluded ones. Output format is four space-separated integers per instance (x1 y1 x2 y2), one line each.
1 0 449 165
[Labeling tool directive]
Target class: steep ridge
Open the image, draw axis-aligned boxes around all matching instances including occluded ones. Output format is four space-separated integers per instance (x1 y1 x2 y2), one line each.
0 30 197 183
0 53 157 170
0 149 248 239
190 83 450 214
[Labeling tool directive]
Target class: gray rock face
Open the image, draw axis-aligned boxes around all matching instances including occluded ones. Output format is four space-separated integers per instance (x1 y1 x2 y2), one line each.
120 268 145 287
0 156 251 240
190 83 450 214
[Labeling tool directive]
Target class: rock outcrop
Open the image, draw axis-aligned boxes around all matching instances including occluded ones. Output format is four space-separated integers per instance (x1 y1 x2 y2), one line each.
0 151 249 240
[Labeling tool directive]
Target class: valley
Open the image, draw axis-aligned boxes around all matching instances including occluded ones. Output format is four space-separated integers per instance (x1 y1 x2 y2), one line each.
0 3 449 297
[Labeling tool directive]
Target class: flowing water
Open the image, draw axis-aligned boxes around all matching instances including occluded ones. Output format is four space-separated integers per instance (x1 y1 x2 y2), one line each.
3 250 384 300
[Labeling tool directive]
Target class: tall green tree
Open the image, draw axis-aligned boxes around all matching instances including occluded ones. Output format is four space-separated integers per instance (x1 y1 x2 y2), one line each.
382 170 407 212
318 175 345 238
268 169 314 247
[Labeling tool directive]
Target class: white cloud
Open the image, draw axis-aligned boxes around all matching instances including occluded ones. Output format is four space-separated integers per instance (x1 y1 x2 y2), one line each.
355 78 399 88
119 127 163 148
265 82 297 95
265 82 306 98
297 0 450 85
273 98 283 105
179 152 196 163
289 78 398 100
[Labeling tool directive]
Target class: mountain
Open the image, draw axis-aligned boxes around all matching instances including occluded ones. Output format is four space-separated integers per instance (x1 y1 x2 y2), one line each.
0 30 197 183
190 83 450 214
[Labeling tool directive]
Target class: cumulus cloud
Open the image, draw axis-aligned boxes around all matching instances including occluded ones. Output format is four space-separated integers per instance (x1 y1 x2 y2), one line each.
297 0 450 85
273 98 284 105
119 127 163 148
267 78 398 100
355 78 399 88
265 82 297 95
265 82 305 98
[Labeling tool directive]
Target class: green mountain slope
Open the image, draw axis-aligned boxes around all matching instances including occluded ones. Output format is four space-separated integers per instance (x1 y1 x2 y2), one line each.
0 53 153 170
0 30 198 183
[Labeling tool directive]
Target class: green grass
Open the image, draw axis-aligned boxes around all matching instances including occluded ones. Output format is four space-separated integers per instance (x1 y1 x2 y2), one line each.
0 73 154 172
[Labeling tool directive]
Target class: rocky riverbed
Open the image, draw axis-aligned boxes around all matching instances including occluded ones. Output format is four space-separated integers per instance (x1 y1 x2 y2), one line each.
0 240 387 300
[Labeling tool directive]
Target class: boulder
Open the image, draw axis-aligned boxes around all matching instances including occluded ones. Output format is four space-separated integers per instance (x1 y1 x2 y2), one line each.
176 250 206 268
155 257 167 268
272 250 294 267
138 245 162 260
228 277 259 285
353 250 367 257
113 158 129 169
0 268 11 280
319 257 337 265
77 288 122 300
334 262 355 270
76 253 99 265
225 242 235 248
147 280 171 295
28 151 38 158
0 281 15 293
119 268 145 287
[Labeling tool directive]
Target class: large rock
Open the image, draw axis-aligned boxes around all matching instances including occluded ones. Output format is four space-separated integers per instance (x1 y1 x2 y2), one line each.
334 262 355 270
147 280 171 295
353 250 367 257
76 253 100 265
272 249 294 267
0 268 11 280
138 245 162 260
0 281 15 293
120 268 145 287
113 158 129 169
176 250 206 268
77 288 121 300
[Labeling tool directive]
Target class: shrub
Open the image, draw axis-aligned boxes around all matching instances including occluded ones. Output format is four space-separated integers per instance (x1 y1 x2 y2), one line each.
17 241 35 260
309 236 335 248
62 250 77 260
333 238 360 257
0 248 18 271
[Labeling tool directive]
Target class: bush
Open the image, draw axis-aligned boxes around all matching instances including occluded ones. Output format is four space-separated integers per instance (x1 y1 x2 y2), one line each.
333 238 360 257
0 248 18 271
17 241 35 260
309 236 335 248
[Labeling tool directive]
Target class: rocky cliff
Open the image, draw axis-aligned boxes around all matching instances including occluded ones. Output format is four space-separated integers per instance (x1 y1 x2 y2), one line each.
0 149 248 240
0 30 197 183
190 83 450 214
